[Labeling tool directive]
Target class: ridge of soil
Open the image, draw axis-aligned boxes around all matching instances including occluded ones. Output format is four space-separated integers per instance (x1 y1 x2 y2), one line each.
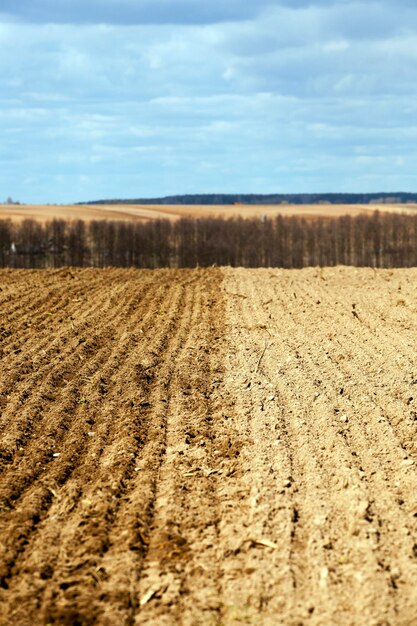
0 268 233 625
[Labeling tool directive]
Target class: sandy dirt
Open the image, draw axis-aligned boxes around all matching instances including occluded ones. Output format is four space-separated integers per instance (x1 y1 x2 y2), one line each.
1 202 417 223
1 267 417 625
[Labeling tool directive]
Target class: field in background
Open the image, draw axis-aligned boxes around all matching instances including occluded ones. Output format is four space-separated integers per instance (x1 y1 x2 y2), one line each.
1 202 417 222
1 267 417 625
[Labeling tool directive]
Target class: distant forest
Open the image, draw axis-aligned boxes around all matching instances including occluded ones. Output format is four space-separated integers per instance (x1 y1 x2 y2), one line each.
82 192 417 206
1 211 417 269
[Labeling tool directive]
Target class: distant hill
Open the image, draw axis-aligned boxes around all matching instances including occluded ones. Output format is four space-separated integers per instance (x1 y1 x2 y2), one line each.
81 193 417 206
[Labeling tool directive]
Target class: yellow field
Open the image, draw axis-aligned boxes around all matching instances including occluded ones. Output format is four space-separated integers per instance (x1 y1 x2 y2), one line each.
1 202 417 222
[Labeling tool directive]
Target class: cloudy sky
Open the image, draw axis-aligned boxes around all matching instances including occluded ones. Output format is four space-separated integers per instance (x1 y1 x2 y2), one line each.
1 0 417 203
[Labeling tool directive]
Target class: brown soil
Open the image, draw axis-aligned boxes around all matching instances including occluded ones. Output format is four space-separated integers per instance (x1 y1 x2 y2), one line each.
1 202 417 223
1 267 417 625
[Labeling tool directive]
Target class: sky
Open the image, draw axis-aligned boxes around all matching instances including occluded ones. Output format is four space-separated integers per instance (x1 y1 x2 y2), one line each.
1 0 417 203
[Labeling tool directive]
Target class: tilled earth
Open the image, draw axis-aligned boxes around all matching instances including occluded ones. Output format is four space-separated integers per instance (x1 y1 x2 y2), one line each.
1 267 417 625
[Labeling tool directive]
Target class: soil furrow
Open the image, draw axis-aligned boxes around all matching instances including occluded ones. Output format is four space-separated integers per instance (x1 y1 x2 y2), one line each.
31 274 191 626
0 270 224 626
137 269 232 626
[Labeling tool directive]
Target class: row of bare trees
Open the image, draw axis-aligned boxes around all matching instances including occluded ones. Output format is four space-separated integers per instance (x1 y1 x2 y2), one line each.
1 211 417 269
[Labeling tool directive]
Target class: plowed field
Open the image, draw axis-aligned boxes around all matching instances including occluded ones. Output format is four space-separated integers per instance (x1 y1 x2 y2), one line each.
1 267 417 625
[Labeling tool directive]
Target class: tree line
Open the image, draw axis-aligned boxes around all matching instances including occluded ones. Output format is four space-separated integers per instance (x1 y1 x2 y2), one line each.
85 192 417 205
1 211 417 269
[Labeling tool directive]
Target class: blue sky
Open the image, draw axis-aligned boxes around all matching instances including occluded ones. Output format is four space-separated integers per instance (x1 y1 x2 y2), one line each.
1 0 417 203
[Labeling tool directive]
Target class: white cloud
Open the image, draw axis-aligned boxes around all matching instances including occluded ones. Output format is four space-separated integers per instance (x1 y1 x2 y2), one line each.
1 2 417 202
